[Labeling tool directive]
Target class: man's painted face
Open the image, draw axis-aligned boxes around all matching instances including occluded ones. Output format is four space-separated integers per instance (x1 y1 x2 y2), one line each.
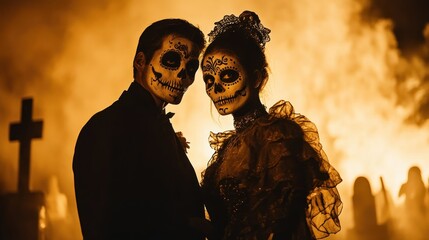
142 35 199 104
202 51 250 115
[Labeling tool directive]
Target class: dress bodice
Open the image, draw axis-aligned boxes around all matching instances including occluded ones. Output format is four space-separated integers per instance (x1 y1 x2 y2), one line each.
201 100 342 240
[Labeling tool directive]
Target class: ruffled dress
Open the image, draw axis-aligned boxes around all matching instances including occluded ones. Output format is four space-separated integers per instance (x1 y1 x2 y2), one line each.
201 100 342 240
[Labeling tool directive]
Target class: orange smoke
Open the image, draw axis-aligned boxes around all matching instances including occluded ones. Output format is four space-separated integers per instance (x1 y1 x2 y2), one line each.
0 0 428 239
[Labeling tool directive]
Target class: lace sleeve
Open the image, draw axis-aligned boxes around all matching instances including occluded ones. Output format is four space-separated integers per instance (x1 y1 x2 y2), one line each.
269 100 343 239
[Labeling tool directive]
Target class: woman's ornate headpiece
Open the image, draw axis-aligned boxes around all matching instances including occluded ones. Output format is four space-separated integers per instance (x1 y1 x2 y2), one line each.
208 10 271 49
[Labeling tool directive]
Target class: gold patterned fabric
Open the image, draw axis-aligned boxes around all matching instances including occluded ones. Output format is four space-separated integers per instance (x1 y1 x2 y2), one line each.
201 100 342 240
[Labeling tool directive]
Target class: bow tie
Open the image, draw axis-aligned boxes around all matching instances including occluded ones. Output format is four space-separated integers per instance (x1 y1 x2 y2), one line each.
165 112 175 119
158 111 175 124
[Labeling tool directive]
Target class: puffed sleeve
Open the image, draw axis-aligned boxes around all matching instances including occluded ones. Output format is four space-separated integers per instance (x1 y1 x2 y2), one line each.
268 100 343 239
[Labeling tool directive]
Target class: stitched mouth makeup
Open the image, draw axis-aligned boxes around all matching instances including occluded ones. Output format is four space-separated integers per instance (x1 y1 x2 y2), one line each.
152 76 186 94
212 85 247 106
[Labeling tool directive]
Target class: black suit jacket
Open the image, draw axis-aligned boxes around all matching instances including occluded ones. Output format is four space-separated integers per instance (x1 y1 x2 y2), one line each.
73 81 205 239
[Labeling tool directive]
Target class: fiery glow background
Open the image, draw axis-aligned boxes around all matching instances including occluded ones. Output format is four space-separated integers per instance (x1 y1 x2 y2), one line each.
1 0 428 239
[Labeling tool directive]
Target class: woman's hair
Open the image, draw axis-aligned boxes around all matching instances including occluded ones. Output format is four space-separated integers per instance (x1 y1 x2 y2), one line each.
203 11 270 92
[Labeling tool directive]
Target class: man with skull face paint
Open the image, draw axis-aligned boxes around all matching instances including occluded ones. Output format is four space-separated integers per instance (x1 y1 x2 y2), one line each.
200 11 343 240
73 19 208 239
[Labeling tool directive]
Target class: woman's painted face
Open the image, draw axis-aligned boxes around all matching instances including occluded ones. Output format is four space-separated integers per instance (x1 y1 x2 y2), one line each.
202 51 250 115
142 34 199 105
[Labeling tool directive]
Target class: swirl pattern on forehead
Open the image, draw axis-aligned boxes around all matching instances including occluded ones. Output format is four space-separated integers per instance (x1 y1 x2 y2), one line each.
174 42 189 59
202 55 229 75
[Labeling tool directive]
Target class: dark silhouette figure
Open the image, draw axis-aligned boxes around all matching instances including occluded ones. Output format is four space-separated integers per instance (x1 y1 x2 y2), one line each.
398 166 426 215
348 176 389 240
397 166 428 239
73 19 208 239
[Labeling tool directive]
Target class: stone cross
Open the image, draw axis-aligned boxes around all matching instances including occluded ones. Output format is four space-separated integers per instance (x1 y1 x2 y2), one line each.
9 98 43 193
0 98 46 240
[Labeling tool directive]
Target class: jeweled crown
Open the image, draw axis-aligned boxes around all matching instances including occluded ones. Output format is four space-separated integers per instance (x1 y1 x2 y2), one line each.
208 10 271 49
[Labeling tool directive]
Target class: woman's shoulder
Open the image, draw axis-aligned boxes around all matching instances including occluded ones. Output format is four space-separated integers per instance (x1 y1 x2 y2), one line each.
266 100 314 128
253 100 308 141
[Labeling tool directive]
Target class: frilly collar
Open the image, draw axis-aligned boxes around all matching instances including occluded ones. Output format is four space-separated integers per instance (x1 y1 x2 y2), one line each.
209 100 296 151
206 100 343 238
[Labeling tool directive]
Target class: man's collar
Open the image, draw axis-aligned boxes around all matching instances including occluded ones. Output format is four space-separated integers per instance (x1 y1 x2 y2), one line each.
125 81 175 119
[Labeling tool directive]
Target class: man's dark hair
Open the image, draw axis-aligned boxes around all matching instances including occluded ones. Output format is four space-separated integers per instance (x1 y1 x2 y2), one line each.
133 18 206 78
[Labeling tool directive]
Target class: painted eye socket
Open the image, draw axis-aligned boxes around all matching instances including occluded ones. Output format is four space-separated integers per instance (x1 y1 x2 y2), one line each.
161 50 181 70
219 69 239 83
203 74 214 89
186 59 199 77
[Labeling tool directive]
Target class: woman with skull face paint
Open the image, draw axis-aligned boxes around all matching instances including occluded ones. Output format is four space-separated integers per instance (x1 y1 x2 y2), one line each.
200 11 343 240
